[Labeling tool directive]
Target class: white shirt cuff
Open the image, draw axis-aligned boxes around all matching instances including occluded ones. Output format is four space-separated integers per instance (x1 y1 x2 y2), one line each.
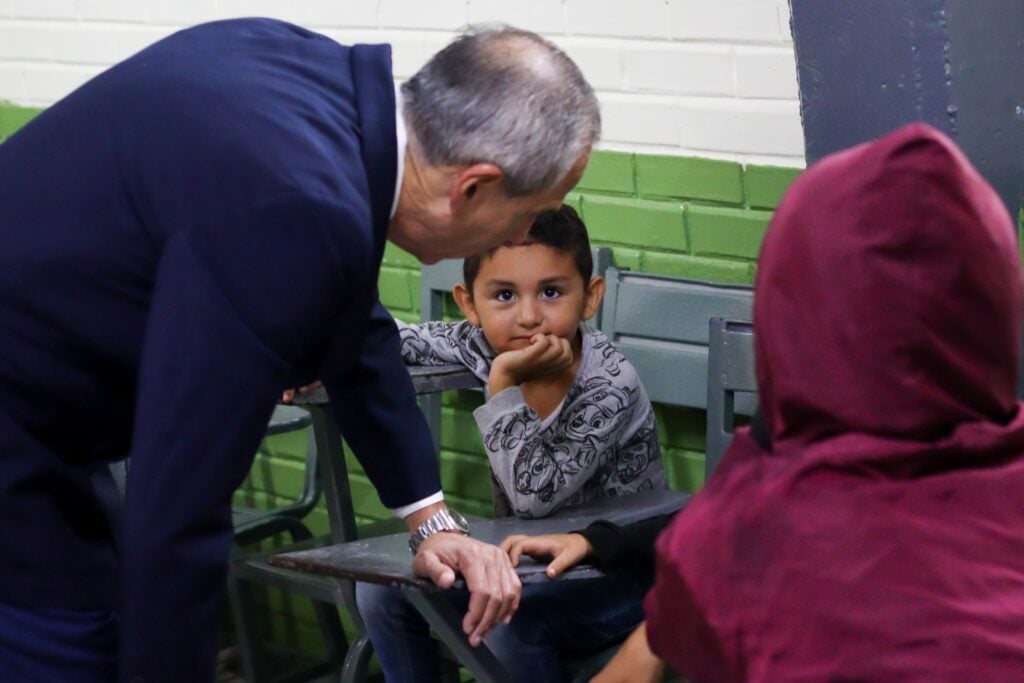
392 490 445 520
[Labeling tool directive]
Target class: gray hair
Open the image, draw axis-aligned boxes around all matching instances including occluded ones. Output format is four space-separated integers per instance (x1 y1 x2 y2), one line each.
401 24 601 197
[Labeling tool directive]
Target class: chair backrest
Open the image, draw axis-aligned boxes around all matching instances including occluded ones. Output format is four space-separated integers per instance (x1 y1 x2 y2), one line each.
705 318 758 480
599 267 754 410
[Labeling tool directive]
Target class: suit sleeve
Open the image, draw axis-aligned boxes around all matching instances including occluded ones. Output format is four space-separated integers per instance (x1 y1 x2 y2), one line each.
322 300 442 509
118 194 368 682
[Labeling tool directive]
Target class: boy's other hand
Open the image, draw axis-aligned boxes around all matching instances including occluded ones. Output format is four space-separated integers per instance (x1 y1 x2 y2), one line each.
500 532 593 578
412 533 522 646
489 334 573 394
281 381 322 403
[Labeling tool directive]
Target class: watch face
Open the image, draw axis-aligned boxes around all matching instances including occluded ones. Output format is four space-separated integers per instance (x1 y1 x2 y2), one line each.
448 509 470 532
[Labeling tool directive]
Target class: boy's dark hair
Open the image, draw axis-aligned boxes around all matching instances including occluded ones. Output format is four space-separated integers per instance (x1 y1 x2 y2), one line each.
462 204 593 290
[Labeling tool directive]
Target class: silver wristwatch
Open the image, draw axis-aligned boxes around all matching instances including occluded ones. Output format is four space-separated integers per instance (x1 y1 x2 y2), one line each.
409 507 470 555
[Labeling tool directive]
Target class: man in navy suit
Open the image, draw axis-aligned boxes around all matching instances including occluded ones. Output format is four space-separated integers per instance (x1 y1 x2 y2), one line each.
0 19 599 682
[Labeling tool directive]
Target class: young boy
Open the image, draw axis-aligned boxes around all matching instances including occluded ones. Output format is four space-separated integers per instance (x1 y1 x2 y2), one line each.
397 204 664 517
358 205 665 683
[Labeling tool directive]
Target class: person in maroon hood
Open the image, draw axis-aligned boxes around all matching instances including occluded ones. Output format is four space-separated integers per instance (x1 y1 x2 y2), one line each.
643 123 1024 682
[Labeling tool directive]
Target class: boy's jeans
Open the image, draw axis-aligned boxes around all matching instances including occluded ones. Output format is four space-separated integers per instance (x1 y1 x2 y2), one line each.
356 575 646 683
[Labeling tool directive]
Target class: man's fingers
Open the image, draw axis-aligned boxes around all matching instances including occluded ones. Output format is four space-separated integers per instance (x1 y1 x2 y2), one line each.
493 559 520 627
506 569 522 623
469 588 504 645
460 555 490 640
413 551 456 589
459 545 521 646
501 561 521 623
464 581 499 646
281 389 296 403
468 559 512 645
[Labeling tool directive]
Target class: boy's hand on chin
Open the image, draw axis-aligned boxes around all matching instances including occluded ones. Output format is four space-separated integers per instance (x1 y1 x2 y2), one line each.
489 334 573 394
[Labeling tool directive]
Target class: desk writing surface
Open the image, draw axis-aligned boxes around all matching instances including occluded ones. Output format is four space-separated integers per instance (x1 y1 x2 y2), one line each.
269 489 689 591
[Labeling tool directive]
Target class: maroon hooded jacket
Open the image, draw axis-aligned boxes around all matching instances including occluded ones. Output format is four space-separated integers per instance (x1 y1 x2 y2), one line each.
645 123 1024 682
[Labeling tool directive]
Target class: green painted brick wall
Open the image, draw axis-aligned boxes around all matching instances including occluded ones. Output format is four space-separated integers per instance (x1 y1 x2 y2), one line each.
636 154 744 205
0 102 40 141
688 205 773 260
584 195 688 251
576 150 635 195
745 164 802 210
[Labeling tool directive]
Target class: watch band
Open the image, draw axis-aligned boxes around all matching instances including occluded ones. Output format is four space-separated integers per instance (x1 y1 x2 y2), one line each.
409 507 470 555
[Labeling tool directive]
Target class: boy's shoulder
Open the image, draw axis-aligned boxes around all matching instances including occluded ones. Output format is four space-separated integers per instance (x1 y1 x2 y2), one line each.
579 327 642 388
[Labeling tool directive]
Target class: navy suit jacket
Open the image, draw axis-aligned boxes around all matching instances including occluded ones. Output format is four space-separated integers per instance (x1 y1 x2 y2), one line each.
0 19 439 681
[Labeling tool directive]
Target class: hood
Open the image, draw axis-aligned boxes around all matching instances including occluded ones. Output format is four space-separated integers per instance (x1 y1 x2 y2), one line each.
755 123 1022 449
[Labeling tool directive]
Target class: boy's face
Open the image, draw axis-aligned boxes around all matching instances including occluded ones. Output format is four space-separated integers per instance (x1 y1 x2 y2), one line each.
453 243 605 354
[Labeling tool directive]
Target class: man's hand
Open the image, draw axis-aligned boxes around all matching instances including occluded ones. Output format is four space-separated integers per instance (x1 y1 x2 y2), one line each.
412 533 522 646
591 622 665 683
500 532 593 578
281 381 322 403
489 334 573 395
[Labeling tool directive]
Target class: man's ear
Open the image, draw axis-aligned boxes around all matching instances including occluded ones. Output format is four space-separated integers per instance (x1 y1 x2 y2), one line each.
582 275 606 321
453 283 481 326
450 163 504 215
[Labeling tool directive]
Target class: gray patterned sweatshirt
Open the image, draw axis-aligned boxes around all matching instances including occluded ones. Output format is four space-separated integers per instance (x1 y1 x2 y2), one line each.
396 319 666 518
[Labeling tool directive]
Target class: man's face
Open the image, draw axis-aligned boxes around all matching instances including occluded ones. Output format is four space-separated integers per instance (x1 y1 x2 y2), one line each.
394 154 589 264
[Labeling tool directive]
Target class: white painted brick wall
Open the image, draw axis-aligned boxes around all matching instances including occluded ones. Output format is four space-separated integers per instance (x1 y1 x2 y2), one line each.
668 0 785 42
0 0 805 166
77 0 149 24
565 0 671 41
11 0 77 21
380 0 468 32
49 25 123 64
735 47 799 99
21 63 102 102
624 45 734 97
0 64 27 101
468 0 566 36
601 93 681 147
678 99 803 156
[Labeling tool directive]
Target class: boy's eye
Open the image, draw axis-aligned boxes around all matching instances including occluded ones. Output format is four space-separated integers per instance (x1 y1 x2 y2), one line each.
495 289 515 302
540 287 561 299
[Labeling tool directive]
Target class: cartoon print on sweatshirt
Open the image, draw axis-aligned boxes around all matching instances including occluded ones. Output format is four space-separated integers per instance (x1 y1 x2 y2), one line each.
396 318 666 518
